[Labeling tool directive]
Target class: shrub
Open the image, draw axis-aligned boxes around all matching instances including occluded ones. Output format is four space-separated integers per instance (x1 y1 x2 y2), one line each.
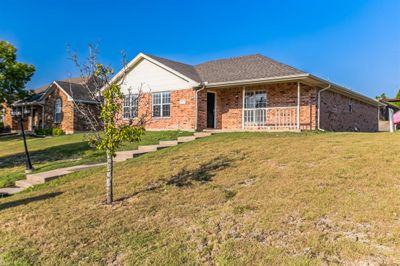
34 128 53 136
0 121 3 129
52 128 65 136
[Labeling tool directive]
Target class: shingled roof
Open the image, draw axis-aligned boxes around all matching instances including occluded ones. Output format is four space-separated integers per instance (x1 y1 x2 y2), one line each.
23 77 95 104
144 53 305 84
145 54 202 82
55 77 95 102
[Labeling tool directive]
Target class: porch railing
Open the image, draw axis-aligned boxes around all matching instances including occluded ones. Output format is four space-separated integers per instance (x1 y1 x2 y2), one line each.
243 107 297 130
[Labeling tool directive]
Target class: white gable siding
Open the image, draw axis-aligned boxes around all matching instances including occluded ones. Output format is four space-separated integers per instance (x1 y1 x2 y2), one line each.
120 58 194 94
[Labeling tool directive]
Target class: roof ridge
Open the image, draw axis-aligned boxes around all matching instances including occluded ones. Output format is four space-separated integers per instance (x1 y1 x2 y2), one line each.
194 54 262 66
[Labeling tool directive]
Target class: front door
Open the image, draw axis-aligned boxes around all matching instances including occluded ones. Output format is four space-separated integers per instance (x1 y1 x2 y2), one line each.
207 92 216 128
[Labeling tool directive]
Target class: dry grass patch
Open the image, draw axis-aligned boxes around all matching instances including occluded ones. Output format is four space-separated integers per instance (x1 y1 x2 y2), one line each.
1 132 400 265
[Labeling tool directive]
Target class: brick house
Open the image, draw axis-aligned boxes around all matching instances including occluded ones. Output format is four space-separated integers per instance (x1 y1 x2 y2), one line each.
112 53 381 132
3 77 98 134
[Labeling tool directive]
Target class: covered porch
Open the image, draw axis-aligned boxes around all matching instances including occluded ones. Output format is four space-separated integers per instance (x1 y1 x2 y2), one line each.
197 81 317 131
10 103 45 132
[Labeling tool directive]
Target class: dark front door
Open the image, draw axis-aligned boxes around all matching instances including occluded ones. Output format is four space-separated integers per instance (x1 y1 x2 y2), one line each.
207 92 215 128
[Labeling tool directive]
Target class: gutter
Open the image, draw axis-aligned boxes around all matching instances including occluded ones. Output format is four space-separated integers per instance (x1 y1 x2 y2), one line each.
308 75 382 107
204 74 309 88
194 83 207 131
317 84 331 131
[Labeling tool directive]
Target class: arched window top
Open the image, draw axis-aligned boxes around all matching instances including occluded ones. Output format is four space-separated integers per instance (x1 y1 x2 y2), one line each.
54 98 62 123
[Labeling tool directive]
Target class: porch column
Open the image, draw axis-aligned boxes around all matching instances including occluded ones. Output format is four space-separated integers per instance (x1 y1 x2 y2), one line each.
29 106 33 131
297 82 300 130
242 86 245 129
41 105 45 129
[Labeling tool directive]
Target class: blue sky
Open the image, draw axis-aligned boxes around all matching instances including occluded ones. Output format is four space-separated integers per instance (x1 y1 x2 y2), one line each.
1 0 399 98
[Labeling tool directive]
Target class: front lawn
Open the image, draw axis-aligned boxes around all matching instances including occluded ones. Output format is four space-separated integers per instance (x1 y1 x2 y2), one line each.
1 132 400 264
0 130 192 188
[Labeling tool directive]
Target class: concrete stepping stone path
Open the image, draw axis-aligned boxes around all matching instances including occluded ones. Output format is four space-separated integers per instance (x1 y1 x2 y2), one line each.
0 132 211 196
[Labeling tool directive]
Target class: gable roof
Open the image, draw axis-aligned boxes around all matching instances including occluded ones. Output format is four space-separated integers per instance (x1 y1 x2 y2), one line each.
194 54 305 83
54 77 95 102
14 77 96 105
109 52 380 107
143 53 305 84
145 54 202 82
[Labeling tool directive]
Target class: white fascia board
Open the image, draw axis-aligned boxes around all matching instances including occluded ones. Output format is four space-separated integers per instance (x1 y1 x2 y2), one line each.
308 75 383 107
53 82 74 101
204 74 310 88
103 52 200 91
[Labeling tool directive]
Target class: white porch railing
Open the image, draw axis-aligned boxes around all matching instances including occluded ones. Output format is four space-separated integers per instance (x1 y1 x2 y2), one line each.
243 107 298 130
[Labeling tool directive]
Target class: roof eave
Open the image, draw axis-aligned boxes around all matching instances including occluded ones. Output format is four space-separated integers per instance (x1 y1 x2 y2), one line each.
203 74 310 88
102 52 200 91
307 75 383 107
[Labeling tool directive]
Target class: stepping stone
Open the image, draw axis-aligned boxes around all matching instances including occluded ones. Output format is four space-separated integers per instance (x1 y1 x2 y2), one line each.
0 187 25 196
27 169 73 183
138 145 159 152
15 179 42 188
159 140 178 146
177 136 196 143
194 132 212 138
63 163 105 172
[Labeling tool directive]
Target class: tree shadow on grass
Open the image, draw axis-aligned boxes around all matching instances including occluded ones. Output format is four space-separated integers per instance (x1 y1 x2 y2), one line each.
0 192 63 211
115 156 232 202
166 156 232 187
0 142 96 169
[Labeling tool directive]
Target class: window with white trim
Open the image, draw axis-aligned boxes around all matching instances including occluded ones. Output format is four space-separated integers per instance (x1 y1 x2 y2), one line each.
245 91 267 109
54 98 62 123
123 94 138 119
152 91 170 117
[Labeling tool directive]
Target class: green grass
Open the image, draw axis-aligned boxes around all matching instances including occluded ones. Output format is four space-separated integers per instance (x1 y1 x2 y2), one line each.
0 130 192 188
1 132 400 264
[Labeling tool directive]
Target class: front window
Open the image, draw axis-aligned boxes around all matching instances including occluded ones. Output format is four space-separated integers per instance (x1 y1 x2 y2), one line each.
54 98 62 123
244 91 267 127
123 94 138 119
152 91 170 117
245 91 267 108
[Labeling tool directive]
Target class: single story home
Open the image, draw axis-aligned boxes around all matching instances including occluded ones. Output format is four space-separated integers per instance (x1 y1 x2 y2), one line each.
2 77 98 134
112 53 381 132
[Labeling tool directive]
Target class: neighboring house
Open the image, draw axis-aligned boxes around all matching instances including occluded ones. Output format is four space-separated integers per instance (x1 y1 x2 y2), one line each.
379 98 400 121
3 77 98 134
110 53 381 132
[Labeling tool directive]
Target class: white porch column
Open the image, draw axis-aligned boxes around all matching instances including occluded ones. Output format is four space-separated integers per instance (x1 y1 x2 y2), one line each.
297 82 301 130
29 106 33 131
242 86 245 129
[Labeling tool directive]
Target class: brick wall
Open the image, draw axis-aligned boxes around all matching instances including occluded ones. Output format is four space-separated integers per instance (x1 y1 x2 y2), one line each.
43 84 75 134
319 90 378 132
121 88 197 131
73 103 101 132
200 82 317 130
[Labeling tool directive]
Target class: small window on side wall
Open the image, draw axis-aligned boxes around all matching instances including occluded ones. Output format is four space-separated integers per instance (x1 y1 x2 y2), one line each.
348 98 353 113
123 94 138 120
152 91 171 117
54 98 62 123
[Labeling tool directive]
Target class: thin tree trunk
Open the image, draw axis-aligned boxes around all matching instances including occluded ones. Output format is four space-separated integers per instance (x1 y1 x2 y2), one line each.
106 149 113 204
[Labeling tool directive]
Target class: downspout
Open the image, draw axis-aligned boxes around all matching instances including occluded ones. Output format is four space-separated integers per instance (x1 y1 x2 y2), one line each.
317 84 331 131
195 83 207 131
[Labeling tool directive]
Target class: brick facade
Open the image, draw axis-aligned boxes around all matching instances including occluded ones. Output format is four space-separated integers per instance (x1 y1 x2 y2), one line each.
319 90 378 132
3 81 379 133
123 88 197 131
3 84 98 134
44 84 75 133
197 82 318 130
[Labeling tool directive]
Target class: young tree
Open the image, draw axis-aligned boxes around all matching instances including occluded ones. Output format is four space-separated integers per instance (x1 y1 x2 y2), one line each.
69 45 149 204
0 41 35 105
